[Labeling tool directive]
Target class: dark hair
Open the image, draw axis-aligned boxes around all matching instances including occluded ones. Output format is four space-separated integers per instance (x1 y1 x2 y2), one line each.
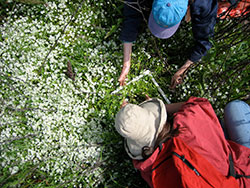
141 121 179 160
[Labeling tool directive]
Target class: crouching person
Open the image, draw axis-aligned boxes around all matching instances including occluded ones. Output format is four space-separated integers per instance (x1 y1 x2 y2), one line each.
115 96 250 188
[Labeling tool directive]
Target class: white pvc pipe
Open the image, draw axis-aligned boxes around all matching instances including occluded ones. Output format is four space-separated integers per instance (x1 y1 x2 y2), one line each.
111 70 171 104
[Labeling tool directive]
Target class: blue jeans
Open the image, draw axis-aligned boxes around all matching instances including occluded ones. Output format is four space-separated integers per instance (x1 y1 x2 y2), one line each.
224 100 250 148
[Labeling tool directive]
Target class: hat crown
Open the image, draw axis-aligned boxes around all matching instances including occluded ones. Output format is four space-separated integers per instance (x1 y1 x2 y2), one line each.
152 0 188 28
115 104 151 140
115 98 167 160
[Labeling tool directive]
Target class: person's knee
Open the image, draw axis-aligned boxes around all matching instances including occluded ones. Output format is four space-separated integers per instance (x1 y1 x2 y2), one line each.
224 99 250 148
224 99 250 124
225 100 248 112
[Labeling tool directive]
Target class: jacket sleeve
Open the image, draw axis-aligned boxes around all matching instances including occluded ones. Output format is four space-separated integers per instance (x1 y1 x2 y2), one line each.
119 0 144 42
189 0 218 62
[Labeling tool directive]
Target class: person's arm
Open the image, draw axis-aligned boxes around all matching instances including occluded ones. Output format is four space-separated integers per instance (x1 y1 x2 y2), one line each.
119 0 144 85
189 0 218 62
166 102 185 116
170 60 194 89
119 0 143 42
170 0 217 89
119 43 132 85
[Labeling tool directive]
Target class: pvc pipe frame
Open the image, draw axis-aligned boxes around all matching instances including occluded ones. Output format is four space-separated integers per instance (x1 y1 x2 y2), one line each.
111 70 171 104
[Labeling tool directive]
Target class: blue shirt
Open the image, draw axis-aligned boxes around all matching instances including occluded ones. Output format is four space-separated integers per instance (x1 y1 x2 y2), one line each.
120 0 218 62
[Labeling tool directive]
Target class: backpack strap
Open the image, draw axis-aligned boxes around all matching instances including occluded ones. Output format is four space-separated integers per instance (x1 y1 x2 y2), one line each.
158 138 171 152
229 154 250 179
228 0 237 5
219 0 238 6
172 152 200 176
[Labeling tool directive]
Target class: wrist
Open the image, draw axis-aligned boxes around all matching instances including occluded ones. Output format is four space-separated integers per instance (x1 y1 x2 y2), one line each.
183 59 194 68
123 61 131 68
180 60 193 70
176 60 193 75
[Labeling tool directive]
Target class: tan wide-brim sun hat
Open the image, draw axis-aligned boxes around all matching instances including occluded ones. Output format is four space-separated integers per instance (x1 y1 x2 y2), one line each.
115 98 167 160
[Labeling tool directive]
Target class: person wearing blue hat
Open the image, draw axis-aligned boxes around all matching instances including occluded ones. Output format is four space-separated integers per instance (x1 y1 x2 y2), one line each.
118 0 218 88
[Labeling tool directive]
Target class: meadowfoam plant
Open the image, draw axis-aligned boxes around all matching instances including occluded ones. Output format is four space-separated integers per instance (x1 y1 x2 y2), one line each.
0 0 124 186
1 0 249 187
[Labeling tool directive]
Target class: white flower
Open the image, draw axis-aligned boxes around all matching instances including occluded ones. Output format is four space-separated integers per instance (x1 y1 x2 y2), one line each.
10 166 19 175
0 0 121 185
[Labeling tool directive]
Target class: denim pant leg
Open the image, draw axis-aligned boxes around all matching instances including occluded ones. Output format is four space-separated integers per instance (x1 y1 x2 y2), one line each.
224 100 250 148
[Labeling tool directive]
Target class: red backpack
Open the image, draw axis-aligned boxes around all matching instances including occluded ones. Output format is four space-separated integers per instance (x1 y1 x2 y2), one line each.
152 137 239 188
217 0 250 19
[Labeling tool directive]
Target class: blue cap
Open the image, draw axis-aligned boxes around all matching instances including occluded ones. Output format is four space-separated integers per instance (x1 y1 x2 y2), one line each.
148 0 188 39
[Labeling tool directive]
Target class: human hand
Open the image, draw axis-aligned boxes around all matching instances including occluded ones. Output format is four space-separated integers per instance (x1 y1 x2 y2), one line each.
118 61 131 86
120 94 150 109
170 60 193 89
145 94 151 100
120 98 129 108
119 43 132 86
170 69 185 89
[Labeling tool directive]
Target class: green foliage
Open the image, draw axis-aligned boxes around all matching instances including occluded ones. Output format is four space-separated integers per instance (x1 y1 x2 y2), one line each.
0 0 249 187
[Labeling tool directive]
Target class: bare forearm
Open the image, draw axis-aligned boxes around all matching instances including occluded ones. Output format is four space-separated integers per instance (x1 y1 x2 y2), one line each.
119 43 133 85
170 60 194 88
179 60 194 74
123 42 132 63
165 102 185 116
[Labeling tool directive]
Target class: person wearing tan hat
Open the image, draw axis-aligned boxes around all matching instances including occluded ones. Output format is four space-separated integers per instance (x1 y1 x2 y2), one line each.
115 96 183 160
114 96 250 187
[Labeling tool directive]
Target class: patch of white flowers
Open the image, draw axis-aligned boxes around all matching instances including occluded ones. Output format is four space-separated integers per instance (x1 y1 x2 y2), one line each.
0 0 120 185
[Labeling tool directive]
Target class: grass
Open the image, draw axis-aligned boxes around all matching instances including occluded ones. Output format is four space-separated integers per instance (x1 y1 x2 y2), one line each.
0 0 249 187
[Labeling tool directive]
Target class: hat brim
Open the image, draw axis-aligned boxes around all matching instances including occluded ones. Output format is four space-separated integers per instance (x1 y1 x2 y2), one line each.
148 11 180 39
124 98 167 160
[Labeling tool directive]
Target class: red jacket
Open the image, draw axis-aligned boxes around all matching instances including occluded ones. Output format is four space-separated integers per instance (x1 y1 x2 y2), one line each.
133 97 250 188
